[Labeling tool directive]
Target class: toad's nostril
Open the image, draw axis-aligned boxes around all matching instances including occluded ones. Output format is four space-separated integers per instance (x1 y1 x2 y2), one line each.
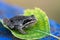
23 19 32 25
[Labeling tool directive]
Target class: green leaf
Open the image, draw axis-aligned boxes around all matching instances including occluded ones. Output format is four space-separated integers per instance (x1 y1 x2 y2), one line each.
1 8 50 39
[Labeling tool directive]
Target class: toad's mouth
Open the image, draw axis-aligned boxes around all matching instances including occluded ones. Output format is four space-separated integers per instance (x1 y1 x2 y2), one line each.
23 19 36 26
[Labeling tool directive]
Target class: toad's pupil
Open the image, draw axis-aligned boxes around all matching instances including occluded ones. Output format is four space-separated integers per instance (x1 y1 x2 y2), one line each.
10 20 13 22
23 19 32 25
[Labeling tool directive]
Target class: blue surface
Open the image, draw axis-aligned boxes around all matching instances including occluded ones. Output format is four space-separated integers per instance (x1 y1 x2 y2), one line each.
0 2 60 40
0 2 24 19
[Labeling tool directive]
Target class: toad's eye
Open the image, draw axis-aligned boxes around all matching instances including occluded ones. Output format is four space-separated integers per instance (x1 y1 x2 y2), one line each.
23 19 32 25
10 20 13 22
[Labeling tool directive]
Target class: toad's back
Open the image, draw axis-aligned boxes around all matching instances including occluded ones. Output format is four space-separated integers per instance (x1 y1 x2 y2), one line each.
9 16 29 22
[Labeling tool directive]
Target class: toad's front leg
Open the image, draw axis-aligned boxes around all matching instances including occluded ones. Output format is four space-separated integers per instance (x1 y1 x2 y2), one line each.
17 27 26 34
15 23 26 34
